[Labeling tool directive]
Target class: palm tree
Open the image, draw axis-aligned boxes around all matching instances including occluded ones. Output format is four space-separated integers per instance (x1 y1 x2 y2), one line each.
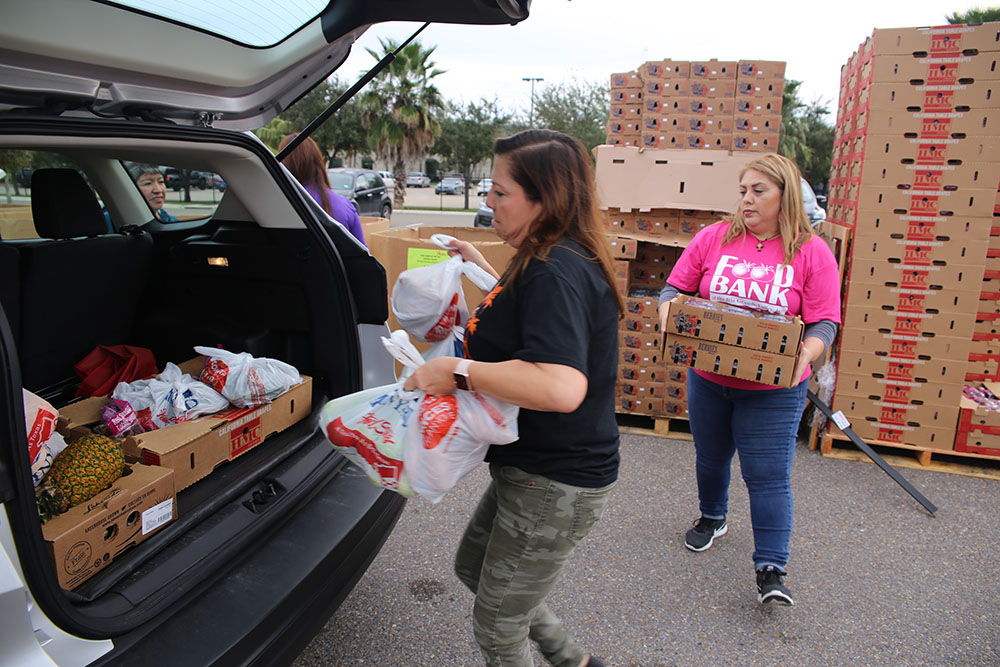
359 39 446 210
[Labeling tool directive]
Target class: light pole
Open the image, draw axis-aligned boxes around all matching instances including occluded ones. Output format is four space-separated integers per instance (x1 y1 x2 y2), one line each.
522 77 543 127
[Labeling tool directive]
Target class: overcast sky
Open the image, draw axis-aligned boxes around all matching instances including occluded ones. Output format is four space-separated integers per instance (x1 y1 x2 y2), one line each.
336 0 986 120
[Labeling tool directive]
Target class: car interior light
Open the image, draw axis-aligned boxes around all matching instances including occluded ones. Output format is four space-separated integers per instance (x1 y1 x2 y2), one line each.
207 256 229 267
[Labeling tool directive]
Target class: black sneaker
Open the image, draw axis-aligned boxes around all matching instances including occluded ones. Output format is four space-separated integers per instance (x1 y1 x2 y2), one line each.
684 516 727 551
756 566 794 605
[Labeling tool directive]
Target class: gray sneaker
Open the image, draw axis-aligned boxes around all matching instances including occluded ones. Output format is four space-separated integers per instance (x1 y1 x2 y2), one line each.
684 516 727 551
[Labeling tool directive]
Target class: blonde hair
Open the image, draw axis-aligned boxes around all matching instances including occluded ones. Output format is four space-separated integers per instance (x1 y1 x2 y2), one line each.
724 153 813 264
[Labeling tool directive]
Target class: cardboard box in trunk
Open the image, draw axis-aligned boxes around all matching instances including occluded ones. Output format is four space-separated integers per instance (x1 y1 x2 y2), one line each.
59 357 313 492
42 461 175 590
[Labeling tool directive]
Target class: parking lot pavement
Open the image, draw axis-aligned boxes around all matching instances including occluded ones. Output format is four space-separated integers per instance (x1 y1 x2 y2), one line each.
292 432 1000 666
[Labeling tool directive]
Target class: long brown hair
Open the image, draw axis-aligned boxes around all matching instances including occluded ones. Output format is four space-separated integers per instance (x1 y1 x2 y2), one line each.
493 129 624 316
723 153 813 264
278 133 333 215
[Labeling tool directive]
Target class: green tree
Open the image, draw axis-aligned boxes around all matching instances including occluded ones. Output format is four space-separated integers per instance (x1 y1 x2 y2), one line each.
359 39 446 210
255 118 295 151
0 149 32 202
434 99 511 209
530 78 610 154
778 79 836 192
779 79 811 168
947 7 1000 22
257 79 370 165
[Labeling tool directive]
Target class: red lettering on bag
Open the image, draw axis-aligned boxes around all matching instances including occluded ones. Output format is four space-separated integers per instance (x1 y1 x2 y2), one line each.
419 395 458 450
326 417 404 489
27 408 57 461
201 358 230 394
425 292 462 342
359 413 396 446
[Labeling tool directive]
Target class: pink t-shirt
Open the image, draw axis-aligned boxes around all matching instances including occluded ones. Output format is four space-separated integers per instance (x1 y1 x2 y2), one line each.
667 221 841 389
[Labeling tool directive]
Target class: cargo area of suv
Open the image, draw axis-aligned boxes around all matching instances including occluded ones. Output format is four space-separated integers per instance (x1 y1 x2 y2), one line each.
0 125 405 666
0 1 531 664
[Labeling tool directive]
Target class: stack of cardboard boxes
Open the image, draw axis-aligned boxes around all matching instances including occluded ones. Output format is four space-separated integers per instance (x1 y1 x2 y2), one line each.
594 137 762 420
607 59 785 153
825 23 1000 456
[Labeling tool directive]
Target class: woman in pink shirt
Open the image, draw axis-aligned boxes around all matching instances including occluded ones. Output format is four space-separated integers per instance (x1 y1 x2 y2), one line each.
658 153 841 606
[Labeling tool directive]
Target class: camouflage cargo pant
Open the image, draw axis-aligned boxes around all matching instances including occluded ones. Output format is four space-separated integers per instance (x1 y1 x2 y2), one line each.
454 463 616 667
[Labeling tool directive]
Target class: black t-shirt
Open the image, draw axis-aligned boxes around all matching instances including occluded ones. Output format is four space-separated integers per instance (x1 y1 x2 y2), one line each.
465 239 620 488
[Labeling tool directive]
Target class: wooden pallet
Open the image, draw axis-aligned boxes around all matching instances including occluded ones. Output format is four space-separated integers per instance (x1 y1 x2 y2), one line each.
616 413 693 440
819 431 1000 481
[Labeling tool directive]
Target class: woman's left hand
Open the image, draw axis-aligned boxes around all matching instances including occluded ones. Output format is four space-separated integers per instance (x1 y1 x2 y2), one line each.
794 336 826 385
403 356 461 396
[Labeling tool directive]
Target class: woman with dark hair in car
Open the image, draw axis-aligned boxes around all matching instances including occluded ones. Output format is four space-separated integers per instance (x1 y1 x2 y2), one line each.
129 164 179 222
277 133 366 246
403 129 623 667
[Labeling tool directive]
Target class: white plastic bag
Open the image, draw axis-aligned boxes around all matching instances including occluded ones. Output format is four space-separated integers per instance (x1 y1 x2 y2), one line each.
111 362 230 431
390 233 497 343
23 389 57 466
389 330 519 503
319 380 419 497
319 330 518 502
194 347 303 408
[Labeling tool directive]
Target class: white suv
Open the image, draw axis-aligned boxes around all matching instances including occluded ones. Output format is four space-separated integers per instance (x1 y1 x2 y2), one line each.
0 1 529 665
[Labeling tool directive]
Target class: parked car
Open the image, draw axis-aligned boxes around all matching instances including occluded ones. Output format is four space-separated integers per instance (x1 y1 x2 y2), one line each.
476 178 492 196
406 172 431 187
0 1 529 665
327 167 393 219
474 198 494 227
435 176 464 195
377 170 395 189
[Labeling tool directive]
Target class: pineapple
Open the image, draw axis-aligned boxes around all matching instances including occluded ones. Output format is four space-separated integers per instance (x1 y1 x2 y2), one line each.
36 433 125 523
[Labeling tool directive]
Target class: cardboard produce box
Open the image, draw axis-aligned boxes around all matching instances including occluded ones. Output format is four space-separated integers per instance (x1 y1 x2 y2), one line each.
42 461 175 590
663 296 803 387
594 145 755 212
664 295 803 354
59 358 313 492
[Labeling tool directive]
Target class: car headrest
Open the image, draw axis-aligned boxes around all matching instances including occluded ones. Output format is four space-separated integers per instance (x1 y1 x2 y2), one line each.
31 168 108 239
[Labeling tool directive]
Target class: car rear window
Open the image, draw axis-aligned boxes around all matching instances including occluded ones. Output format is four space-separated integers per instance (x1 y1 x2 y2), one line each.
328 172 354 192
105 0 327 47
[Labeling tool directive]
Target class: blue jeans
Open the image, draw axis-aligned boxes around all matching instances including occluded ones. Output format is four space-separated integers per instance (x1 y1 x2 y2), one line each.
686 371 808 571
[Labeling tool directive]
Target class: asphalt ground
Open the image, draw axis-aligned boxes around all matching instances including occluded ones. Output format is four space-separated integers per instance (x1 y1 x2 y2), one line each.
292 424 1000 667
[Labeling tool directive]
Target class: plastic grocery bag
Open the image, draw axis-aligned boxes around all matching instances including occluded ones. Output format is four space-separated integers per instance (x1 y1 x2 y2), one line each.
390 233 497 343
319 330 518 502
194 347 303 408
23 389 65 487
111 362 230 431
391 330 519 503
319 378 419 497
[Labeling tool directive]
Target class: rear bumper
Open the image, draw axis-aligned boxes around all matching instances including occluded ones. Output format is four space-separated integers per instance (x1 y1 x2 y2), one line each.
92 462 405 667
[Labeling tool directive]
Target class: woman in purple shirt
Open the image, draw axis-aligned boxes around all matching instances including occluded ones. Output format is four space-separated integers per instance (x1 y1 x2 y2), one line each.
278 133 366 246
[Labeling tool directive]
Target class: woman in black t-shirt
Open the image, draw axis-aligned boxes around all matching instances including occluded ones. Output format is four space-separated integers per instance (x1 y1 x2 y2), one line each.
404 129 623 667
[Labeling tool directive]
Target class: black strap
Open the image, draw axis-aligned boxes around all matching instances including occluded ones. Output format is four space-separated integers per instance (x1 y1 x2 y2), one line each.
807 389 938 516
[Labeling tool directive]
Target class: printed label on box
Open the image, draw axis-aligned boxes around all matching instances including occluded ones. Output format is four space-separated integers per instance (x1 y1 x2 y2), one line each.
143 498 174 535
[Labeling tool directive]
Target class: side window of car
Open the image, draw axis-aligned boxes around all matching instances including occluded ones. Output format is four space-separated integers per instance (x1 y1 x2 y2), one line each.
356 174 373 192
371 174 385 189
0 151 100 240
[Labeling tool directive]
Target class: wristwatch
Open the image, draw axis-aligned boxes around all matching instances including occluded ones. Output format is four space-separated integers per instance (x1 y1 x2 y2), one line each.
454 358 473 391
